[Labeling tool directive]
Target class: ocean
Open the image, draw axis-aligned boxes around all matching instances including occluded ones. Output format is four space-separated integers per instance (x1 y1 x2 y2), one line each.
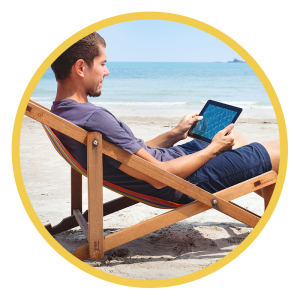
32 62 273 110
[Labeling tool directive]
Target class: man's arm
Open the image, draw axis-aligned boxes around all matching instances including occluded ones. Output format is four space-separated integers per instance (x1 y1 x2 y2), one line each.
120 124 235 189
144 130 182 148
145 113 203 148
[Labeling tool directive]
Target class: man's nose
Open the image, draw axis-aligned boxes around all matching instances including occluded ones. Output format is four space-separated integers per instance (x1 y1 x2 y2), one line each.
104 66 110 76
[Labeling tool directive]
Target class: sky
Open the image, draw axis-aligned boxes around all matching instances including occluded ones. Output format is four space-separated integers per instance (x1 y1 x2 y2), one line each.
97 20 243 62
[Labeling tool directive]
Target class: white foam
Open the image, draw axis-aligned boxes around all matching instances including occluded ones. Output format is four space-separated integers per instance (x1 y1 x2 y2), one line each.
92 101 187 107
31 97 54 100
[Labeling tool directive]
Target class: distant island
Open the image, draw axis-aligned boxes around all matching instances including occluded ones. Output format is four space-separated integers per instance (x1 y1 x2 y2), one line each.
227 58 246 63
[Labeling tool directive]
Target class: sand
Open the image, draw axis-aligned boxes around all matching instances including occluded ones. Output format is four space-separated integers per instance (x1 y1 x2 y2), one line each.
20 107 279 280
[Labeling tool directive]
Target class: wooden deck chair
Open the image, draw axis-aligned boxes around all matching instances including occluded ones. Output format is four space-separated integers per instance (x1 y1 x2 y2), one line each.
25 100 277 261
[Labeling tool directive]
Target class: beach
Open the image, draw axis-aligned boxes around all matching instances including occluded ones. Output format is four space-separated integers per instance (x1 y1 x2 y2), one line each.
20 107 279 280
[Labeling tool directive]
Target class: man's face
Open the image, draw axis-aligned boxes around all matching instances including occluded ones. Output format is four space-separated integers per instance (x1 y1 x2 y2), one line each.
84 46 109 97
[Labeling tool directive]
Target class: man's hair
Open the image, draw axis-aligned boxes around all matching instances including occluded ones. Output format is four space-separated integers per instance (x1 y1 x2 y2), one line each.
51 32 106 81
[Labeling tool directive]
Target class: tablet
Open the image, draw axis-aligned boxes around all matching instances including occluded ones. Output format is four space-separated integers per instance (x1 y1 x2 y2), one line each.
188 100 243 143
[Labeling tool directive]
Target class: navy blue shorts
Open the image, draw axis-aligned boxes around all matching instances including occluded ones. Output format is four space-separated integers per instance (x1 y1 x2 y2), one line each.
176 140 272 204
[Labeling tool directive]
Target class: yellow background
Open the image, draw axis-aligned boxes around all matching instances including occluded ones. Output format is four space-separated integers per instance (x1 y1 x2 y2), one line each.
0 12 300 287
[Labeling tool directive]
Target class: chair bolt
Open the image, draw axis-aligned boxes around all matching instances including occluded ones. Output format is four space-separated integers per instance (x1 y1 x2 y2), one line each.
93 139 98 146
212 199 218 205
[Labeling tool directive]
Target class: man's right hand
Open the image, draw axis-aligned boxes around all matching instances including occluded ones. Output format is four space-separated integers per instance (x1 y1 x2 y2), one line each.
209 124 235 155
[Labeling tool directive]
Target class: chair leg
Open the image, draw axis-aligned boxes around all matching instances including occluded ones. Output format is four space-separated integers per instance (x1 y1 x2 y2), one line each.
87 132 104 260
71 167 82 214
44 167 83 236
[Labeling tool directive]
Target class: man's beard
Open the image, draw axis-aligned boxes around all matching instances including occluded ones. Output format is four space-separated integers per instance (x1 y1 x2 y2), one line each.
87 89 101 97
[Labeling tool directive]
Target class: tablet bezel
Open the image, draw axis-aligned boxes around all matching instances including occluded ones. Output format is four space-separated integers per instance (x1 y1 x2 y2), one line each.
188 100 243 143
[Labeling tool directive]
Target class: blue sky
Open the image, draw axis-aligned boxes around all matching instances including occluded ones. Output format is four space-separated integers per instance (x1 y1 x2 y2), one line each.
97 20 243 62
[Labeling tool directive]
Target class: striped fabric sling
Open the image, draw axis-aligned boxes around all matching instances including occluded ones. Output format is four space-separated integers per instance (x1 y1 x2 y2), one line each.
42 124 183 209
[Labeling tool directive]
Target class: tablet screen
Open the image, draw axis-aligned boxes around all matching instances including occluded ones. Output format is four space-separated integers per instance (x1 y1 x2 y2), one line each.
191 104 237 140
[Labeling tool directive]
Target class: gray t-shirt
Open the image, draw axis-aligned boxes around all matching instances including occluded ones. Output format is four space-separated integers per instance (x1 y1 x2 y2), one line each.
51 99 186 202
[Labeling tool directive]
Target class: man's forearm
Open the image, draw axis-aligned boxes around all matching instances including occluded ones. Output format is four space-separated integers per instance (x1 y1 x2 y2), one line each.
159 145 217 179
120 145 217 190
145 112 202 148
145 128 182 148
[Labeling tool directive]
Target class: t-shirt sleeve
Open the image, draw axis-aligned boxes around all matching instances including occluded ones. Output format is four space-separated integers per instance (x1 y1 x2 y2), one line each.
84 109 142 167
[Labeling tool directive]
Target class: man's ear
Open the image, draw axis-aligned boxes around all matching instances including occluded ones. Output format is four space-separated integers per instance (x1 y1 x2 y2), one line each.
74 59 85 78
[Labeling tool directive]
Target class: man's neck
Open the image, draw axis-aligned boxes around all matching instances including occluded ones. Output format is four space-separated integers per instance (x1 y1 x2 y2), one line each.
55 79 88 103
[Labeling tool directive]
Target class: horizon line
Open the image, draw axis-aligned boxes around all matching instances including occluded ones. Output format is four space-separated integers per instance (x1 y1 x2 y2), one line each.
105 61 239 63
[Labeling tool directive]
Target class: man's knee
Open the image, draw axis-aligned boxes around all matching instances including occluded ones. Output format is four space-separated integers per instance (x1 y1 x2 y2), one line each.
232 130 249 149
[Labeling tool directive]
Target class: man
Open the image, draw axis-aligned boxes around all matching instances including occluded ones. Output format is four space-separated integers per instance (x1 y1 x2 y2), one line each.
51 32 279 209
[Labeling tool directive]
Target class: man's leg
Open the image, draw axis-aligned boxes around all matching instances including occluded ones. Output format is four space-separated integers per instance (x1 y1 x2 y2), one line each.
232 131 280 207
232 130 264 198
232 130 249 149
232 131 264 197
260 140 280 209
217 130 280 208
177 131 279 209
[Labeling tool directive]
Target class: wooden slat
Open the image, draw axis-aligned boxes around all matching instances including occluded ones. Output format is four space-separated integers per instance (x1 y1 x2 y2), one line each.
25 100 88 145
214 171 277 201
87 132 104 259
31 101 50 111
103 202 209 253
103 196 138 215
73 209 89 240
103 171 275 251
71 168 82 215
73 170 277 260
73 243 90 261
45 210 88 235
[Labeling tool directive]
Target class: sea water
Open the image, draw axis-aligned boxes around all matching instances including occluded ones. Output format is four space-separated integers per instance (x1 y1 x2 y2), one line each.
32 62 273 110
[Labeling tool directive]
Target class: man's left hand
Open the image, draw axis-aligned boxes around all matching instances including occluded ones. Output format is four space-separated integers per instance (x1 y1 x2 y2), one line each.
172 113 203 140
